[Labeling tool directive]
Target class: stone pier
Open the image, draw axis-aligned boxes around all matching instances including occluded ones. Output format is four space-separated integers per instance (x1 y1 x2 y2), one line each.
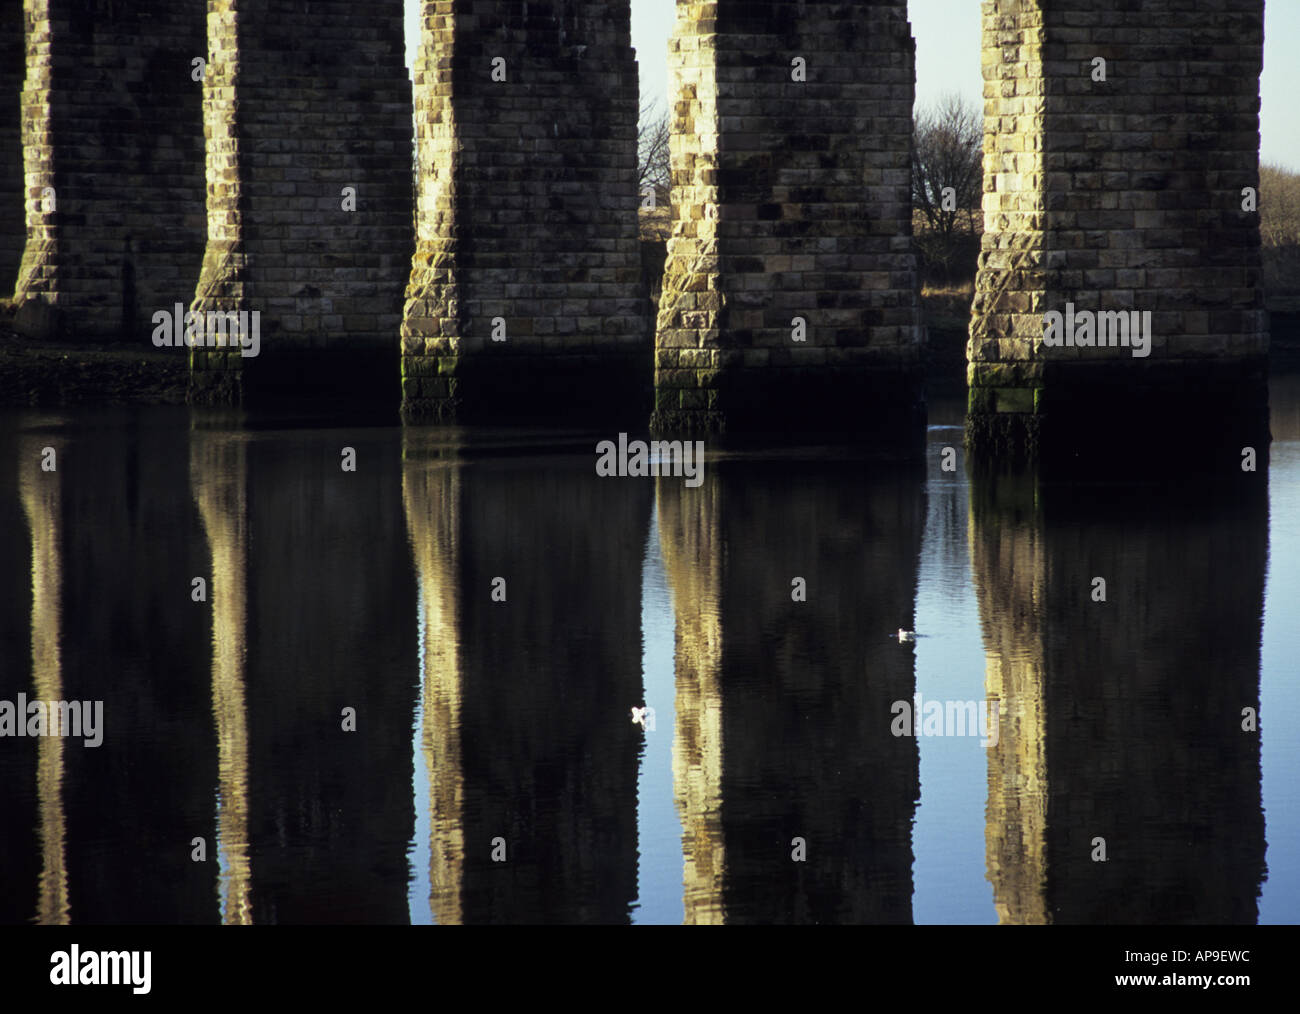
400 1 647 423
0 0 1274 440
653 1 924 441
10 1 206 342
969 0 1268 467
191 0 413 405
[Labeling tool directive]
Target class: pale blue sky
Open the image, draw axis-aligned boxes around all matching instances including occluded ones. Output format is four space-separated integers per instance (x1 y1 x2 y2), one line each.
404 1 1298 169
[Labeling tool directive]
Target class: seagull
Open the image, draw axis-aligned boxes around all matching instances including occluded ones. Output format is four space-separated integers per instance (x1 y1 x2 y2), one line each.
630 706 649 727
897 628 916 643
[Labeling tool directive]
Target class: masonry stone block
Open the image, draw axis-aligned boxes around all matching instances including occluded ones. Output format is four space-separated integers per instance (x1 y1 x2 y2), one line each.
11 0 206 342
652 0 924 441
190 0 413 406
400 0 648 424
968 0 1268 466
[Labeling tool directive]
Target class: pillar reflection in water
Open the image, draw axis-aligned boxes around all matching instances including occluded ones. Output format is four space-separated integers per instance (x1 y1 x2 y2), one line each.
657 474 725 923
402 433 650 923
658 458 924 923
234 426 416 923
402 444 465 924
0 429 39 924
969 472 1049 925
972 469 1268 923
19 433 69 925
190 424 253 924
11 417 215 924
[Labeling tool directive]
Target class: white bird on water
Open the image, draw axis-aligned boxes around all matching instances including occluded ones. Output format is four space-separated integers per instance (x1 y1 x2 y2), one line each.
897 628 916 643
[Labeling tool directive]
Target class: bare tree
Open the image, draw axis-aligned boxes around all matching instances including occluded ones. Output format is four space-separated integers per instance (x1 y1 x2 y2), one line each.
1261 162 1300 309
1261 163 1300 247
912 93 983 285
912 92 983 236
638 100 671 207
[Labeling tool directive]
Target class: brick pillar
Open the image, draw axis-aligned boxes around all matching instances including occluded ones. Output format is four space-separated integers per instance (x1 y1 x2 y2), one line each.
653 1 923 441
969 0 1268 467
191 0 413 406
401 1 647 424
0 3 22 292
11 0 206 342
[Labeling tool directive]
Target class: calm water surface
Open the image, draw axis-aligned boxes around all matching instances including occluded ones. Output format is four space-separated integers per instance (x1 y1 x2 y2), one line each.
1 380 1297 924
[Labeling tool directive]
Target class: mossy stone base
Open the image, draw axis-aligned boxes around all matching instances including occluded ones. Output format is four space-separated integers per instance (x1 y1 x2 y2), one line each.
967 357 1270 475
401 350 652 426
190 346 402 415
651 363 926 453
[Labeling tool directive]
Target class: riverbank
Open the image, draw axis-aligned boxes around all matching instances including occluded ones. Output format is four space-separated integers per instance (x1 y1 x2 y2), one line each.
0 324 190 407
